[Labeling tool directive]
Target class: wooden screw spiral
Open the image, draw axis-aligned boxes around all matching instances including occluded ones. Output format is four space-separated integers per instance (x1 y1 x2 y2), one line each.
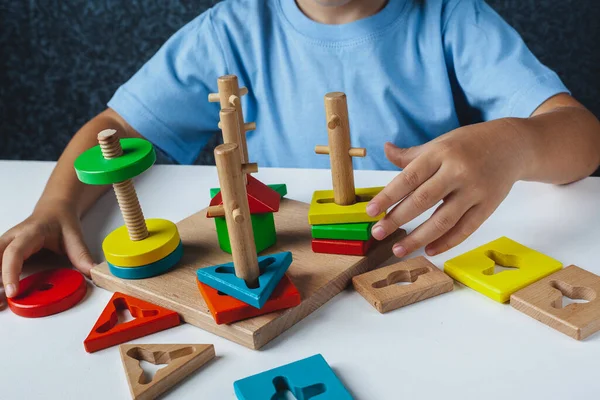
98 129 149 241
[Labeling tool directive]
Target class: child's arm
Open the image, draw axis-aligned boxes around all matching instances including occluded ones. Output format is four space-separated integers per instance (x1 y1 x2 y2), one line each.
366 93 600 258
0 108 142 298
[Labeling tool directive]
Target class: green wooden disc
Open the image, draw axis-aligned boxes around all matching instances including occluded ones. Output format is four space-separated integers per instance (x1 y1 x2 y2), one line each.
74 138 156 185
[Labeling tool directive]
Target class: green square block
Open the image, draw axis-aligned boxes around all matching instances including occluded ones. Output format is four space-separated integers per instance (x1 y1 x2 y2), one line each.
311 221 374 241
210 183 287 199
215 212 277 254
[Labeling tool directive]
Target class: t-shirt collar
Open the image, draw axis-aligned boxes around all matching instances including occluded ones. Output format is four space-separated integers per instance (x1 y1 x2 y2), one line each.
278 0 408 43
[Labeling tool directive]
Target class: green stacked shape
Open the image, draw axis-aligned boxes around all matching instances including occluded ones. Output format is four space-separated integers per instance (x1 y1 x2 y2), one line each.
210 183 286 255
311 221 374 241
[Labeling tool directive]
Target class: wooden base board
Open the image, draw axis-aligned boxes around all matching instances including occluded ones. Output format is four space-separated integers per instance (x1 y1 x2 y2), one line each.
91 199 405 350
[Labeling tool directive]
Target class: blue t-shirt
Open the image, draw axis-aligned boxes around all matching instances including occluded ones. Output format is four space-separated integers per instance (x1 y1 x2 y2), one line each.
108 0 568 169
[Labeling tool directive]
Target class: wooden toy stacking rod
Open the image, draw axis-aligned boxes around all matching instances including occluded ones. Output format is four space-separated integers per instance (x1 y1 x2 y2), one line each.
208 75 256 164
315 92 366 206
98 129 148 241
214 143 260 288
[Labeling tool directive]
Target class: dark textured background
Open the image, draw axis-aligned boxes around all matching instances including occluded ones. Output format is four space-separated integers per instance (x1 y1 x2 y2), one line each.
1 0 599 174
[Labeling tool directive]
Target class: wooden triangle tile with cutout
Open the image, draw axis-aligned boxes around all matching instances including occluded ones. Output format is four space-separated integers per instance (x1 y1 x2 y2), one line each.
120 343 216 400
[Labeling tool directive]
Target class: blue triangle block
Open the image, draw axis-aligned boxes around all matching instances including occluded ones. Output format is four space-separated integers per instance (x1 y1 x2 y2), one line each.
234 354 354 400
196 252 292 309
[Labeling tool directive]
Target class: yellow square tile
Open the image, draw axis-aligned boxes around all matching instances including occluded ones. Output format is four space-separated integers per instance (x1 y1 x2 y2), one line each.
444 237 562 303
308 187 386 225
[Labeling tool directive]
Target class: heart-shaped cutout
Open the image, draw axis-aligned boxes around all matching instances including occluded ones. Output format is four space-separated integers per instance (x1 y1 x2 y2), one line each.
549 280 596 309
371 266 431 289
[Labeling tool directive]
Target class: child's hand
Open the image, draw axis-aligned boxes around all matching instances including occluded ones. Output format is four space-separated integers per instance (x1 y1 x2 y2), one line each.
0 200 94 298
367 119 525 258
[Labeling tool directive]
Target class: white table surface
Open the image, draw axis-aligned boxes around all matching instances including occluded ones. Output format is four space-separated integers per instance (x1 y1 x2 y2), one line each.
0 160 599 400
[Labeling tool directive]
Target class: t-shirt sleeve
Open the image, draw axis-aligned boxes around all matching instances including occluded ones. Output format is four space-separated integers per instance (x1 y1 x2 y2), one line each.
107 11 226 165
442 0 569 121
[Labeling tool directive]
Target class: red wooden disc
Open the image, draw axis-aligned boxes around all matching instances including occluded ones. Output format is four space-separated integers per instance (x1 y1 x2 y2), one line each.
7 268 87 318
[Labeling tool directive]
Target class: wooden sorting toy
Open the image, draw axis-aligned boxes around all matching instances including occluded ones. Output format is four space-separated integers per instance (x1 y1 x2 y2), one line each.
444 237 563 303
197 142 294 309
312 237 375 256
207 107 281 255
352 257 454 313
84 292 180 353
120 343 215 400
197 252 293 309
234 354 353 400
308 92 385 257
74 130 182 279
197 274 301 325
91 198 406 350
7 268 86 318
511 265 600 340
312 221 374 241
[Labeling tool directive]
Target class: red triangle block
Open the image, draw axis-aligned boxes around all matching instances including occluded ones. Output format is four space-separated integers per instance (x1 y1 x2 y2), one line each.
197 274 301 325
84 292 180 353
208 175 280 216
311 237 375 256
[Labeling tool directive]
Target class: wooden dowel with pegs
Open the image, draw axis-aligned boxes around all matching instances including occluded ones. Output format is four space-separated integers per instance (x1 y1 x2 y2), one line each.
214 143 260 288
208 75 254 164
315 92 366 206
98 129 149 241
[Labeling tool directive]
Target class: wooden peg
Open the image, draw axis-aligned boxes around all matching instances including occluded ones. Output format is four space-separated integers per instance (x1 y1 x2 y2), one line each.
244 122 256 132
214 143 260 288
208 75 254 164
315 92 366 206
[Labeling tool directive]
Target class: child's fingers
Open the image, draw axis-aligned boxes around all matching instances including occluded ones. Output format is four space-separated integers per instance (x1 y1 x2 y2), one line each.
383 142 426 169
389 194 473 257
424 205 490 256
62 227 95 277
367 156 440 218
371 171 454 241
2 231 44 298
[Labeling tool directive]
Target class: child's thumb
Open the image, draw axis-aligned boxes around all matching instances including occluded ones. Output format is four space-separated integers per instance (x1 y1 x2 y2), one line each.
63 229 95 277
384 142 425 169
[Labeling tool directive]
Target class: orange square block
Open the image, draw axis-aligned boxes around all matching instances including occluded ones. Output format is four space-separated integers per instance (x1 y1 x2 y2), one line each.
197 274 301 325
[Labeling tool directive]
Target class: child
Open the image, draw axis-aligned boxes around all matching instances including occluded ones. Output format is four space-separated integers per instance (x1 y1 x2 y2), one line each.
1 0 599 299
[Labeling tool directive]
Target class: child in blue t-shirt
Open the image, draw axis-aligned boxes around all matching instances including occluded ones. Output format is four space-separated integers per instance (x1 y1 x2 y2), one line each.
2 0 599 299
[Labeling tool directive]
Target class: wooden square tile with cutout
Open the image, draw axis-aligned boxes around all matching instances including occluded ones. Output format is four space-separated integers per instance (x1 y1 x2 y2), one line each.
511 265 600 340
352 256 454 313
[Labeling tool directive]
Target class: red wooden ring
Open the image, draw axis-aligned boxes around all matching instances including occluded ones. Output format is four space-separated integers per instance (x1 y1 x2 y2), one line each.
7 268 87 318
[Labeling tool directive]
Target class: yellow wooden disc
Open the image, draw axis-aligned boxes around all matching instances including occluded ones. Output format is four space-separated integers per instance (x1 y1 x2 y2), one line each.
102 219 181 267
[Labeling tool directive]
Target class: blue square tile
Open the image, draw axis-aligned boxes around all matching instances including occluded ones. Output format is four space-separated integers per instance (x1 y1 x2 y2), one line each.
234 354 353 400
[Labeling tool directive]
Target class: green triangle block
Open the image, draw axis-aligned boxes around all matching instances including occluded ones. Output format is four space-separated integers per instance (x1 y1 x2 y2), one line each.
215 212 277 254
311 222 374 241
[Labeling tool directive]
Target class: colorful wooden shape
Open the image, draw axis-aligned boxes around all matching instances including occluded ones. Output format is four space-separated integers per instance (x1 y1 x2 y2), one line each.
103 219 181 267
444 237 563 303
234 354 353 400
7 268 87 318
74 138 156 185
120 343 215 400
511 265 600 340
312 222 373 241
208 175 280 216
196 252 292 309
84 292 180 353
210 183 287 199
108 242 183 280
197 274 301 325
312 238 375 256
352 257 453 313
308 187 385 225
214 213 276 254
